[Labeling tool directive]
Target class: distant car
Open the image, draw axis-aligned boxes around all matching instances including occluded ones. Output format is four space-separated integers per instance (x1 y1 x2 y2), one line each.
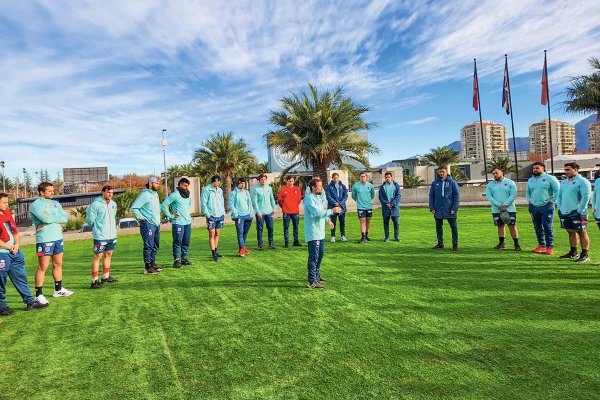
80 223 92 233
118 218 140 229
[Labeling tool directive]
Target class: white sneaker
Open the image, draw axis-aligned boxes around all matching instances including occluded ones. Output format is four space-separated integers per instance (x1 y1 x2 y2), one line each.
53 288 74 298
331 236 336 243
340 236 348 242
36 294 49 305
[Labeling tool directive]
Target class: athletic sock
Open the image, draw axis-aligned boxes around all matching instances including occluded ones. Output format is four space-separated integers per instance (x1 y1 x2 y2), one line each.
54 280 62 291
513 238 519 246
35 287 43 297
211 249 216 257
92 271 99 281
581 249 589 257
570 246 578 255
103 268 110 279
499 237 505 245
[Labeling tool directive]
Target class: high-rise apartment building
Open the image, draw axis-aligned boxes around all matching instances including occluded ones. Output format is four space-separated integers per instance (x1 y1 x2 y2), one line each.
529 119 575 156
460 121 508 160
588 122 600 153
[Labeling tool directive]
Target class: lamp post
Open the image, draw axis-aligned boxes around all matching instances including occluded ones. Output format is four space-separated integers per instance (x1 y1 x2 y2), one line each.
22 168 27 198
161 129 168 195
0 161 5 192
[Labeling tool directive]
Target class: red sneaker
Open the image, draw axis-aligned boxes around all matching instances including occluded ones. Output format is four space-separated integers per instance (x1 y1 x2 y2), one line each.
238 249 245 257
532 246 547 253
243 247 251 255
545 248 554 255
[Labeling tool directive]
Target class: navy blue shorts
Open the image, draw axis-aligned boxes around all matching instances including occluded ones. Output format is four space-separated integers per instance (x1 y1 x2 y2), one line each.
93 239 117 254
559 210 588 231
36 240 64 257
492 212 517 226
206 215 224 230
357 209 373 219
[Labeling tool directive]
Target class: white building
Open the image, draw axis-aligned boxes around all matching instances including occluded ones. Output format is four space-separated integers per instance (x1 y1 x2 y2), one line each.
460 121 508 160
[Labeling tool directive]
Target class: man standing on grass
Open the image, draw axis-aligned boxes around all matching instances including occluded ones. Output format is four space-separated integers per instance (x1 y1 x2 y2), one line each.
352 172 376 243
326 172 348 243
253 173 276 250
526 162 560 255
304 178 341 289
592 170 600 265
557 162 591 263
161 178 193 268
230 178 253 257
86 185 119 289
130 177 163 275
277 176 302 248
378 172 401 242
0 193 48 315
201 175 225 262
486 168 521 252
30 182 73 305
429 164 460 251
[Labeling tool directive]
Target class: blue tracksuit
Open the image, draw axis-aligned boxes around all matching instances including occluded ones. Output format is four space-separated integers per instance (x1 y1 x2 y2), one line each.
429 176 460 246
325 180 348 237
379 181 401 240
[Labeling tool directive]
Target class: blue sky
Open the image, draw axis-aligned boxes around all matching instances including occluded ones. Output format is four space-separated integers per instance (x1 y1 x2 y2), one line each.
1 0 599 178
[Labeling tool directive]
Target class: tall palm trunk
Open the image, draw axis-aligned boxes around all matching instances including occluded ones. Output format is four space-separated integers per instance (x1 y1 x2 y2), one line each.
313 162 328 185
223 173 232 212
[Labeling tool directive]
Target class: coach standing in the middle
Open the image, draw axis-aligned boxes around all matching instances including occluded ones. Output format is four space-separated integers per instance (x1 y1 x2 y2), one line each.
378 172 401 242
429 164 460 251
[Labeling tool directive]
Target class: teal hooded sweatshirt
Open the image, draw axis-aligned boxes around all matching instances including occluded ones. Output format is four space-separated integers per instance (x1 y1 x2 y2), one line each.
485 178 517 213
161 189 192 225
303 191 333 242
229 188 253 218
351 182 375 210
86 196 118 240
252 184 276 215
29 197 68 243
201 185 225 218
526 173 560 207
130 189 161 226
557 175 591 215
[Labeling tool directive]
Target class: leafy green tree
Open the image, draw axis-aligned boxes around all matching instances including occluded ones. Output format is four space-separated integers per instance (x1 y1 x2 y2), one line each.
70 206 87 219
192 132 257 211
562 57 600 121
483 157 518 175
420 146 461 166
402 173 425 188
266 83 378 183
113 190 140 220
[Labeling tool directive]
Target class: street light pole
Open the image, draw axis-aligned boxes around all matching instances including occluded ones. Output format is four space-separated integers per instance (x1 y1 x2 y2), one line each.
161 129 169 195
22 168 27 198
0 161 5 192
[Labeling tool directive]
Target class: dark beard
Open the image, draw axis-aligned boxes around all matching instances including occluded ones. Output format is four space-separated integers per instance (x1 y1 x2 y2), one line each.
178 188 190 198
532 172 542 176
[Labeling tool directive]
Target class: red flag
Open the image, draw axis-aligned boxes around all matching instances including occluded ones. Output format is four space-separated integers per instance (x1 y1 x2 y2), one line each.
473 63 479 111
541 56 549 105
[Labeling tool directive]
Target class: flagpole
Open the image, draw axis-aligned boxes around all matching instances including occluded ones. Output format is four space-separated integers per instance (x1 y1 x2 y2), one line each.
474 59 489 183
504 54 520 181
544 50 555 175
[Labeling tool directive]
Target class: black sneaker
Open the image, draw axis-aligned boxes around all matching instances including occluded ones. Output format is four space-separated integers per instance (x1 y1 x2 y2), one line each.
514 245 522 252
101 276 119 284
576 254 590 263
494 243 506 250
559 252 579 260
358 237 367 244
90 281 103 289
144 267 160 275
215 252 223 259
293 242 302 247
268 244 276 250
432 243 444 250
319 276 327 282
365 236 372 242
151 262 164 272
258 246 263 251
181 259 192 266
173 259 182 268
26 301 48 311
394 238 400 242
0 307 15 316
212 255 219 262
452 245 459 252
284 243 289 248
384 238 390 242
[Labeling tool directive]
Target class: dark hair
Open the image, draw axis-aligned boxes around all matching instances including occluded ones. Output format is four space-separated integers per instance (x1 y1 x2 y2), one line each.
594 170 600 180
285 175 295 181
211 175 221 183
0 193 8 200
359 171 368 177
178 177 190 186
331 172 339 178
308 177 322 190
101 185 114 192
384 172 392 177
438 164 449 172
532 161 546 170
492 167 504 173
258 173 267 180
38 182 53 193
564 162 579 170
236 178 246 185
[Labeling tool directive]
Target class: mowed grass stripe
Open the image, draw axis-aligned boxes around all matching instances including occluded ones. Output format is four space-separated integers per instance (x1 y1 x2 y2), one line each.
1 207 600 399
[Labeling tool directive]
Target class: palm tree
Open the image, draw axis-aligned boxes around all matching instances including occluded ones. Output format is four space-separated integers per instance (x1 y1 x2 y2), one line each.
450 166 468 182
70 206 87 219
192 132 257 210
402 173 424 188
483 157 518 175
562 57 600 121
113 190 140 220
266 84 379 182
420 146 461 166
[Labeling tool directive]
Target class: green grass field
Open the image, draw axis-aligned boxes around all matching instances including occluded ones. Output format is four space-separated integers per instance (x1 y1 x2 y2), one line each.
2 207 600 399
